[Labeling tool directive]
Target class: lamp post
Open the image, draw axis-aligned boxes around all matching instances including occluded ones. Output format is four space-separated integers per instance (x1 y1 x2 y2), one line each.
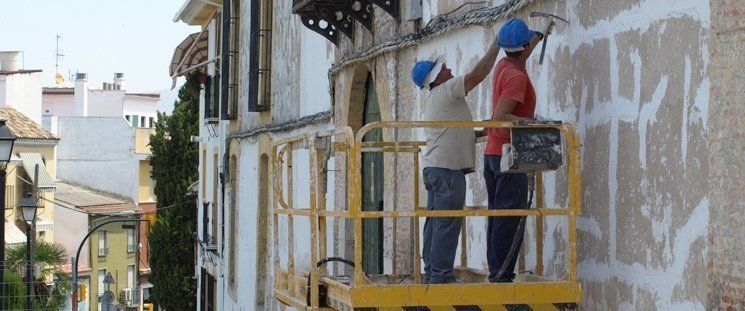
21 193 38 310
0 119 17 304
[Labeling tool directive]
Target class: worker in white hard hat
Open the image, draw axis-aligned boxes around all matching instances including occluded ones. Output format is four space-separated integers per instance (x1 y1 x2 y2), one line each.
410 33 501 284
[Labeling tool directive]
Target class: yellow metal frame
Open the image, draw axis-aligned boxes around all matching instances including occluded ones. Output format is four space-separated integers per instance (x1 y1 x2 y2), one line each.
271 121 583 310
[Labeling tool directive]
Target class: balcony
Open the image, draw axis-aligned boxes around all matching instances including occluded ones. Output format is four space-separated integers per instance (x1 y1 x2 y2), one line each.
291 0 399 45
98 248 109 257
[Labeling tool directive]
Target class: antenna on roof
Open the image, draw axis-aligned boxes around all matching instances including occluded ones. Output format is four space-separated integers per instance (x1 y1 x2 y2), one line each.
55 34 65 84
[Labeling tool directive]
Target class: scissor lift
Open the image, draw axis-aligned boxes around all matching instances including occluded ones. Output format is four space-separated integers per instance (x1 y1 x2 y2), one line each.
271 121 583 310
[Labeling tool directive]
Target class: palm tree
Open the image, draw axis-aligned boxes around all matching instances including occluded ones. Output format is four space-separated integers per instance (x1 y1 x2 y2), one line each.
4 240 69 310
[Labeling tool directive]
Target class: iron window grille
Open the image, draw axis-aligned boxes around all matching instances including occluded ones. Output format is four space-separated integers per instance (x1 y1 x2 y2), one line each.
221 0 240 119
248 0 272 112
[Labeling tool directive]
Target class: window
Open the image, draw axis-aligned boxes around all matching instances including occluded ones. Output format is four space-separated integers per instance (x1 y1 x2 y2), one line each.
149 117 155 128
127 265 135 289
200 269 217 311
248 0 272 111
204 75 219 120
127 228 136 253
97 269 106 310
125 115 131 125
140 116 146 128
228 155 238 294
131 115 139 127
97 269 106 294
220 0 240 119
212 152 219 244
98 230 108 256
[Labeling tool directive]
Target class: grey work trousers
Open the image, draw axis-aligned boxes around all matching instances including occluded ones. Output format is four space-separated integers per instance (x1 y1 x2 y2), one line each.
422 167 466 284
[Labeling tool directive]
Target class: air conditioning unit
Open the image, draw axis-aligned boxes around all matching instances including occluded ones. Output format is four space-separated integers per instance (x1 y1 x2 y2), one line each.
121 288 136 307
98 248 109 256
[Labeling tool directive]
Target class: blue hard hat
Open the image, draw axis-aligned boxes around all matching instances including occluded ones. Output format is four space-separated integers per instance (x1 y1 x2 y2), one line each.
412 60 437 89
497 18 537 51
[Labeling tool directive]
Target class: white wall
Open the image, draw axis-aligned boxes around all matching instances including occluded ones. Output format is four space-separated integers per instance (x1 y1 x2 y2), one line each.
55 117 138 200
43 93 76 116
0 71 43 123
54 202 90 269
123 95 158 118
88 90 125 117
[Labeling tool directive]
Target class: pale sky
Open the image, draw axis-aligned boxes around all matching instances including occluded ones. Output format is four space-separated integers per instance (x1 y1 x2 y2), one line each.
0 0 199 113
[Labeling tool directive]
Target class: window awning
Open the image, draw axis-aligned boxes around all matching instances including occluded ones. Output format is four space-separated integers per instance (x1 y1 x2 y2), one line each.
5 220 26 246
35 217 53 232
170 31 209 81
18 152 55 192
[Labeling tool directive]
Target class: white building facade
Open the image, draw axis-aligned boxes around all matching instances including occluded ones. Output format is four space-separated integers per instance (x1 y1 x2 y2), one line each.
172 0 742 310
42 73 159 128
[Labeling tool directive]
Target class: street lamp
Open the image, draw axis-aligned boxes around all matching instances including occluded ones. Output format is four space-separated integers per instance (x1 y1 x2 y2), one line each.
20 193 38 309
0 119 16 304
20 193 38 223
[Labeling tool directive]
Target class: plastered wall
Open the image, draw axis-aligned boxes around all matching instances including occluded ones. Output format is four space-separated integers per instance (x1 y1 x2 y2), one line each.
329 0 711 309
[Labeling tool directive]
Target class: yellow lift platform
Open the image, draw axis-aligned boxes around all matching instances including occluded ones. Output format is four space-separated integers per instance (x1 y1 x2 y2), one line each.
271 121 583 310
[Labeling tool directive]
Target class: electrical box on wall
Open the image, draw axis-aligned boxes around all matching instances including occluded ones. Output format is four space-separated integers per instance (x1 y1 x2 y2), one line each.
405 0 423 21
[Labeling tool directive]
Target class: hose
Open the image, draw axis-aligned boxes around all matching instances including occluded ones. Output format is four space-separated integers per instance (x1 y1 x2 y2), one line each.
494 172 535 282
305 257 356 306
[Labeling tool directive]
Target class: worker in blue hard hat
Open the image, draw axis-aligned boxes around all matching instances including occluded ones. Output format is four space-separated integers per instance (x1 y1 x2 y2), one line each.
484 17 545 283
412 32 501 284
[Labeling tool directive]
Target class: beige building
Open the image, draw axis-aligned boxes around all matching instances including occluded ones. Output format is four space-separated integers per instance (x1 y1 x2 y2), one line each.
0 107 58 246
54 180 145 311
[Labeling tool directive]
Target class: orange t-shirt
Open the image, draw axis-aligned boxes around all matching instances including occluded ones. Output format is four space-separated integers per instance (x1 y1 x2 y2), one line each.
485 58 536 155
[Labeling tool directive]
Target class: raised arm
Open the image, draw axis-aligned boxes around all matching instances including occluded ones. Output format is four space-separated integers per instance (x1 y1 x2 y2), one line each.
518 32 544 64
464 38 501 95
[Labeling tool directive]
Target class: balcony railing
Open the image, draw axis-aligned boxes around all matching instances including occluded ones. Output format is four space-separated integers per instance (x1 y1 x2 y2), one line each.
127 244 137 253
98 248 109 257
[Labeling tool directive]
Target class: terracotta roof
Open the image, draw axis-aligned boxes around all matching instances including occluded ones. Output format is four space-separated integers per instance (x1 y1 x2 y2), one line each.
55 180 140 214
0 107 59 140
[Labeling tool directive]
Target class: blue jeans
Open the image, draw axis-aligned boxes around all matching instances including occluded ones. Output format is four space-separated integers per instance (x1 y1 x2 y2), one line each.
422 167 466 284
483 155 528 282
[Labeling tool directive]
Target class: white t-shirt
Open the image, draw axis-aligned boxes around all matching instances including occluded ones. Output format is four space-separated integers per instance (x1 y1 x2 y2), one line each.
422 75 476 171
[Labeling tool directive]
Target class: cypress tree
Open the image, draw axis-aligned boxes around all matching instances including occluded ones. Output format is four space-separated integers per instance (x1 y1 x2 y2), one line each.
148 73 200 309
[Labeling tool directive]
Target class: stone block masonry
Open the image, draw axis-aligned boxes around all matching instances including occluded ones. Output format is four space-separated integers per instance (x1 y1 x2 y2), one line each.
707 0 745 309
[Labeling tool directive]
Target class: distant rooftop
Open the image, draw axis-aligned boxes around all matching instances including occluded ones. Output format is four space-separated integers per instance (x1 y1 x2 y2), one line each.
126 93 161 99
55 180 140 214
0 107 59 140
0 69 42 76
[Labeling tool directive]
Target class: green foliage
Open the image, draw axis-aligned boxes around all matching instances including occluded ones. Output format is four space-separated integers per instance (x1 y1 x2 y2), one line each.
148 73 200 310
3 241 70 310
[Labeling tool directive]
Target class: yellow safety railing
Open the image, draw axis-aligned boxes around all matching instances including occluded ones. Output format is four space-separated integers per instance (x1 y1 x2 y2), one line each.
271 121 582 310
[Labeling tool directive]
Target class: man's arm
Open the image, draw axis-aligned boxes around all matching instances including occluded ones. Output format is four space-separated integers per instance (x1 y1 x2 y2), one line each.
464 41 500 94
492 99 532 121
519 32 544 64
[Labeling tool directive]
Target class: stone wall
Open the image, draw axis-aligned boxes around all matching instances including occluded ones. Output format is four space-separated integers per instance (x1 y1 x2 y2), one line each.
707 0 745 309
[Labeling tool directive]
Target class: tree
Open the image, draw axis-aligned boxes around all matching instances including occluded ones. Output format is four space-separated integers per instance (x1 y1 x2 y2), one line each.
3 241 70 310
148 73 200 310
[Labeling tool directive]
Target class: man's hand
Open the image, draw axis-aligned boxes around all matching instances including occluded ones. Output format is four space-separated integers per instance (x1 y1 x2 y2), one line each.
475 129 487 138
